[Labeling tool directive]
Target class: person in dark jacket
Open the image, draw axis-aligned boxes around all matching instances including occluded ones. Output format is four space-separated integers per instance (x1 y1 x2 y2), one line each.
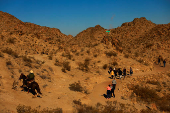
111 78 117 97
118 68 122 79
163 59 166 67
130 67 133 76
123 67 126 79
27 70 35 82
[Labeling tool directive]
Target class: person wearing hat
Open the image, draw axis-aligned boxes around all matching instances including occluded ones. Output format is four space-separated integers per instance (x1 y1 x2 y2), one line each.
27 70 35 82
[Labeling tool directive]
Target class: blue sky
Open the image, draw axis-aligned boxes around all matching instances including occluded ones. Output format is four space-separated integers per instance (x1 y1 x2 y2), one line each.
0 0 170 36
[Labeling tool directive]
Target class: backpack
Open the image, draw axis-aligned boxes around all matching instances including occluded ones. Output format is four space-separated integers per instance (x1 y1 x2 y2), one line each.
28 73 34 79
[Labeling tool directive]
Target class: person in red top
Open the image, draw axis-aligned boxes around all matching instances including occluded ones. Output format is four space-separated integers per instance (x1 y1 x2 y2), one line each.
106 85 111 99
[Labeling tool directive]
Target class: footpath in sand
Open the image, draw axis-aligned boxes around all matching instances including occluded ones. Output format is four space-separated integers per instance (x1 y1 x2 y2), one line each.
88 63 170 111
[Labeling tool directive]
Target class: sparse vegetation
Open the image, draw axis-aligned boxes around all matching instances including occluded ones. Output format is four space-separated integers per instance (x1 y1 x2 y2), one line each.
0 52 4 57
48 55 53 60
2 48 19 58
69 81 83 92
105 51 117 57
6 61 12 65
103 64 107 69
61 68 66 73
146 80 160 86
7 37 15 44
78 58 90 72
54 58 62 66
12 80 18 90
124 54 129 58
16 104 62 113
62 61 71 71
22 56 32 63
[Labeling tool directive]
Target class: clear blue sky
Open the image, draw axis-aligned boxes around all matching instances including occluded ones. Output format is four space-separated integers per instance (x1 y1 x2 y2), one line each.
0 0 170 36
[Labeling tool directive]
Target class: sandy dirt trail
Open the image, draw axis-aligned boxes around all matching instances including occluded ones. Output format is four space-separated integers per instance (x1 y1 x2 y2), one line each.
88 63 170 110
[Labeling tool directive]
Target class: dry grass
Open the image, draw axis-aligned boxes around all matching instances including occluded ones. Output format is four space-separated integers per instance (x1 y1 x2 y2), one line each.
69 81 83 92
105 51 117 57
78 58 90 72
16 104 62 113
2 48 19 58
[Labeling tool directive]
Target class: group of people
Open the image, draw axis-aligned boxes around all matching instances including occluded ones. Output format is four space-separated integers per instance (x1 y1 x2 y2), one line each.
108 67 133 80
158 56 166 67
105 67 133 99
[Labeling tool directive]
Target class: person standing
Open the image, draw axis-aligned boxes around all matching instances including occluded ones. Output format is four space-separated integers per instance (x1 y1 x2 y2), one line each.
106 85 111 99
163 59 166 67
123 67 126 79
112 78 117 98
118 68 122 79
110 69 114 79
130 67 133 76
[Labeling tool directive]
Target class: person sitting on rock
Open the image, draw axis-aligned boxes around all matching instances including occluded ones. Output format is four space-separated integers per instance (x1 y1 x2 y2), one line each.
27 70 35 82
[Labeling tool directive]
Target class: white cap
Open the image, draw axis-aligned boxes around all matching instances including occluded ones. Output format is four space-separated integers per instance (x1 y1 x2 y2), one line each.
30 70 33 73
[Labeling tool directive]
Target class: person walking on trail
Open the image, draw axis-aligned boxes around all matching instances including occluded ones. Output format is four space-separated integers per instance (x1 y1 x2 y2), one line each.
123 67 126 79
111 78 117 98
110 69 114 79
163 59 166 67
118 68 123 79
158 57 161 65
130 67 133 76
108 67 112 74
114 68 117 78
27 70 35 82
106 85 111 99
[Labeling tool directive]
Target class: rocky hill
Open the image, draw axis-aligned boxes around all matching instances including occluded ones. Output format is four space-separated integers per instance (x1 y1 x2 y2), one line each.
0 11 170 113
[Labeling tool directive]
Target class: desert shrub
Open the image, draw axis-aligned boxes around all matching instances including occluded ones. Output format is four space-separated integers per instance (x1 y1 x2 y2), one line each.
167 73 170 77
0 52 4 57
63 61 71 71
43 84 48 88
25 62 32 67
146 80 161 86
62 52 72 60
105 51 117 57
22 56 32 63
137 58 143 63
73 100 131 113
93 54 98 57
6 61 12 65
54 59 62 66
16 104 62 113
112 61 118 66
75 52 79 56
7 38 15 44
103 64 107 69
128 84 159 104
69 81 83 92
134 52 139 57
2 48 19 58
124 54 129 58
86 50 90 54
48 55 53 60
12 80 18 90
61 68 66 73
145 43 154 49
78 58 90 72
40 75 48 79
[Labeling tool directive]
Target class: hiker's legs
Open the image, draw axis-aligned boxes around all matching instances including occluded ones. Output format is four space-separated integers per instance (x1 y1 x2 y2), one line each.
164 63 165 67
107 90 110 99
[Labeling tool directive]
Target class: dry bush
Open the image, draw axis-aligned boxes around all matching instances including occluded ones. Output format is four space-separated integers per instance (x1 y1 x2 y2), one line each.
134 52 139 57
48 55 53 60
62 52 72 60
111 61 118 66
103 64 107 70
6 61 12 65
78 58 90 72
105 51 117 57
63 61 71 71
22 56 32 63
61 68 66 73
93 54 98 57
86 50 90 54
25 62 32 68
73 100 134 113
124 54 129 58
128 84 159 103
7 38 15 44
128 84 170 112
146 80 161 86
167 73 170 77
12 80 18 90
0 52 4 57
16 104 62 113
40 75 48 79
2 48 19 58
69 81 83 92
54 59 62 66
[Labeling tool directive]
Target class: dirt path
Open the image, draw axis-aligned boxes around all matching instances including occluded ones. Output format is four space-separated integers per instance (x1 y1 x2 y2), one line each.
88 63 170 110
